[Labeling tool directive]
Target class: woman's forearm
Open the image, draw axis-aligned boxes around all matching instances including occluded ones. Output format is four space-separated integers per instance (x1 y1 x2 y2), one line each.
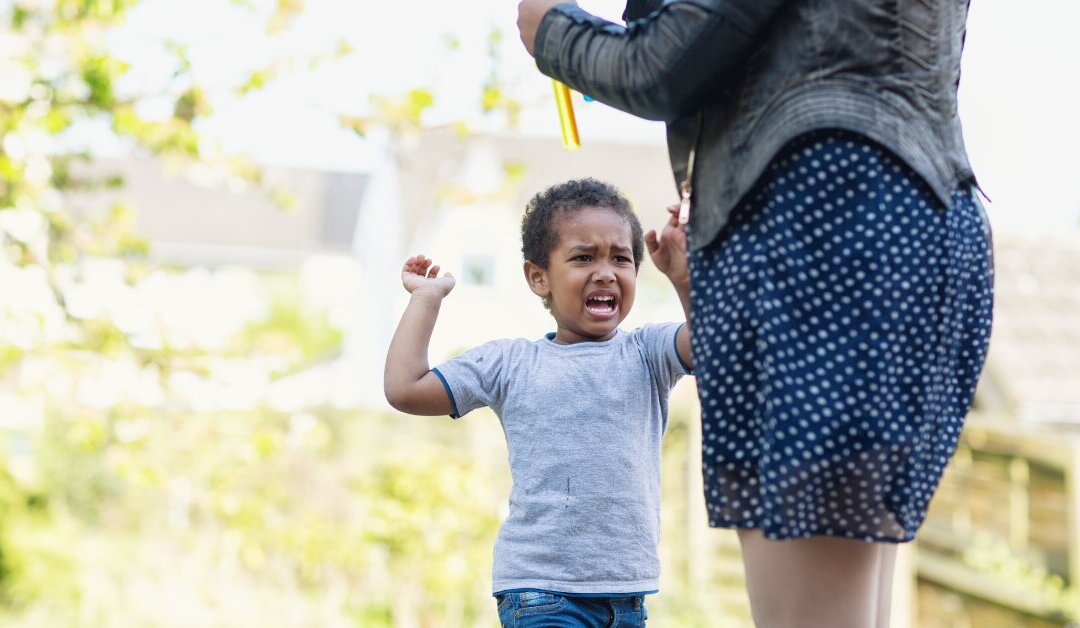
533 0 788 122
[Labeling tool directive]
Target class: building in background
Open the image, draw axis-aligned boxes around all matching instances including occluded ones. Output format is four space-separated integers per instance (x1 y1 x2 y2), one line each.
69 158 369 269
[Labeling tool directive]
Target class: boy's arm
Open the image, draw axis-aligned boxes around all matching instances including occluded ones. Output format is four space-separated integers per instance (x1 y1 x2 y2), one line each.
383 255 456 416
646 205 694 370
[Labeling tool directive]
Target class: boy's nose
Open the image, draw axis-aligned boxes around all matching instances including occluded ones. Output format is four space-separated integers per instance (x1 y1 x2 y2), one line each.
593 265 616 283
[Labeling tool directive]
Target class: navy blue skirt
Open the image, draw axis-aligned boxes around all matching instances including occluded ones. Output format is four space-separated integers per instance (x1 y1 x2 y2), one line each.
688 131 994 542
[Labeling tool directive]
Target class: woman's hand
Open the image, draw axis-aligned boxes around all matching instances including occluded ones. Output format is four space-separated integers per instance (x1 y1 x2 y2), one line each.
401 255 455 298
646 204 690 287
517 0 577 56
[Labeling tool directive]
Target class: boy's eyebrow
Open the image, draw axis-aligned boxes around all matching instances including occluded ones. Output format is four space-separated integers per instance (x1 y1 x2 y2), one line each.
565 244 633 254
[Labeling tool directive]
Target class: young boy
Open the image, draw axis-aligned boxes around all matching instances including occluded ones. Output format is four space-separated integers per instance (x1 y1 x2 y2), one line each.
383 178 693 627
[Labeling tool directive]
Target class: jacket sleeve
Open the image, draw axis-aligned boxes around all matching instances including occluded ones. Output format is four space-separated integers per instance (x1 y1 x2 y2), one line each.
622 0 665 21
534 0 789 123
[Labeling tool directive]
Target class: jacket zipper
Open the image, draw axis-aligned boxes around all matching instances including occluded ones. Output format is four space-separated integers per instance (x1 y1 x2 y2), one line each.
678 111 704 225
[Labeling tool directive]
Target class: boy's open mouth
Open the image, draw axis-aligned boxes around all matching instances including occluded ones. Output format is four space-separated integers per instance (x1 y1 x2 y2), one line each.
585 294 618 317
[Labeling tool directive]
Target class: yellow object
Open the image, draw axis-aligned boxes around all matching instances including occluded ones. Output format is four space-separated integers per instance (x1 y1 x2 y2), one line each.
552 80 580 151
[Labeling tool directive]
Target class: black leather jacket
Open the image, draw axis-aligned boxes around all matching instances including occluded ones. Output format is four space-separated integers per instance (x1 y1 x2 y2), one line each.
534 0 978 250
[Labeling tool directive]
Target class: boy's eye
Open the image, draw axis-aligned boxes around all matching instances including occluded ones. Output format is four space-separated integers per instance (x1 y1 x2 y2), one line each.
572 255 592 262
614 256 632 264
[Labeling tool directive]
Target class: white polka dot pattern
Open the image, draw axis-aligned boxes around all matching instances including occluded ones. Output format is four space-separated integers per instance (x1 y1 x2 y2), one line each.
688 131 994 542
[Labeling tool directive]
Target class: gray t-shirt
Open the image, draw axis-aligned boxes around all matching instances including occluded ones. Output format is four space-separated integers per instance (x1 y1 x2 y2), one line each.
433 322 690 595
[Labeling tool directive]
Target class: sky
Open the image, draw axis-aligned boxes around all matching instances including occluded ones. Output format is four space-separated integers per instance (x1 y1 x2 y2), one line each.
107 0 1080 234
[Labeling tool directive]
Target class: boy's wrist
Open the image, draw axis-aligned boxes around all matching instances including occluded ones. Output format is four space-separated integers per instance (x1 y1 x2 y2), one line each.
664 271 690 289
409 288 448 304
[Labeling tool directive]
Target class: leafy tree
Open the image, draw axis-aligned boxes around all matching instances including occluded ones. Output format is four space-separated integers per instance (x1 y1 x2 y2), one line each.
0 1 525 625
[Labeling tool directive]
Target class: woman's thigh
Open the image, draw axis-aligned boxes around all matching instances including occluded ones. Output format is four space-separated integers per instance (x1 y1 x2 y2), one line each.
736 529 897 628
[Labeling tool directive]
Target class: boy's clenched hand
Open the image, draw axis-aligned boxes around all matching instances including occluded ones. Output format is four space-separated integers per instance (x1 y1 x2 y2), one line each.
645 204 689 287
402 255 455 298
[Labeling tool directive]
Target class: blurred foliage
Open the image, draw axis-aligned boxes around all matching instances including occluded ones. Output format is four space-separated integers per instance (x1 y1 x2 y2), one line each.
1 405 511 626
340 89 435 140
340 26 522 142
0 0 535 624
479 28 522 128
962 533 1080 623
1 0 350 623
237 273 343 368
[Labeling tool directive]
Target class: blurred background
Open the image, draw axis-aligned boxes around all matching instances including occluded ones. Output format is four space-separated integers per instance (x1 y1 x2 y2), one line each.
1 0 1078 626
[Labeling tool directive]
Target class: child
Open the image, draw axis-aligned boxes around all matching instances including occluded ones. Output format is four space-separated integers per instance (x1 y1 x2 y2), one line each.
383 178 693 627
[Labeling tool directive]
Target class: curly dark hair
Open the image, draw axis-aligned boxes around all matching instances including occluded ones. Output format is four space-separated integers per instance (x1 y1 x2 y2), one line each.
521 178 644 270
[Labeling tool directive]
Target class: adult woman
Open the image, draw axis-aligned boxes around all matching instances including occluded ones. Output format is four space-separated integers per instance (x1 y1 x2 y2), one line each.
517 1 993 626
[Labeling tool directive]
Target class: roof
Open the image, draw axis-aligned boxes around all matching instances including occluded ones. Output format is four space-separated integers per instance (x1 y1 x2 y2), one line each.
979 232 1080 423
66 159 369 268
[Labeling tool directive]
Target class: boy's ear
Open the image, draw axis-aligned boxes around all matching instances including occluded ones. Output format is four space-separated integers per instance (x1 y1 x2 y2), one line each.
523 261 550 299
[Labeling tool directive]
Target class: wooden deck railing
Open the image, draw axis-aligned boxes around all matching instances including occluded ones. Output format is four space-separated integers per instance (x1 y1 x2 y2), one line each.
918 416 1080 625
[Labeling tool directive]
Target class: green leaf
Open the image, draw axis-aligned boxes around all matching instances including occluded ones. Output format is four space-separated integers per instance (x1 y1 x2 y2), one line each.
173 86 211 122
237 68 275 95
480 83 502 112
81 55 129 109
11 5 31 29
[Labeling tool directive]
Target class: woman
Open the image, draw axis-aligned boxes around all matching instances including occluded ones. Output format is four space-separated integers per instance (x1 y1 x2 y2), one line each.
517 1 993 626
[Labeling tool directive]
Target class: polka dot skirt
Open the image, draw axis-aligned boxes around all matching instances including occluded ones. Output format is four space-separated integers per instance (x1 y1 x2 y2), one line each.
688 130 994 542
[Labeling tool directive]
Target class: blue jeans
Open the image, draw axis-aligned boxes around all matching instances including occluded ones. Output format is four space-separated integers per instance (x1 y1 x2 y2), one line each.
495 591 647 627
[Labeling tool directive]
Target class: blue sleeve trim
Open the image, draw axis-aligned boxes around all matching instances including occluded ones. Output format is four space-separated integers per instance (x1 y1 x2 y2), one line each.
430 368 461 418
673 322 693 375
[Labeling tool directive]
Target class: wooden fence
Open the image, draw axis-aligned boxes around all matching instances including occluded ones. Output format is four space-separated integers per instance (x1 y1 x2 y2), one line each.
912 417 1079 627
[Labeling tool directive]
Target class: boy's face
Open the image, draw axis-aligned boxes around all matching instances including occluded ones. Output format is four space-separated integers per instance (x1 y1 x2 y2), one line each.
524 206 637 344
